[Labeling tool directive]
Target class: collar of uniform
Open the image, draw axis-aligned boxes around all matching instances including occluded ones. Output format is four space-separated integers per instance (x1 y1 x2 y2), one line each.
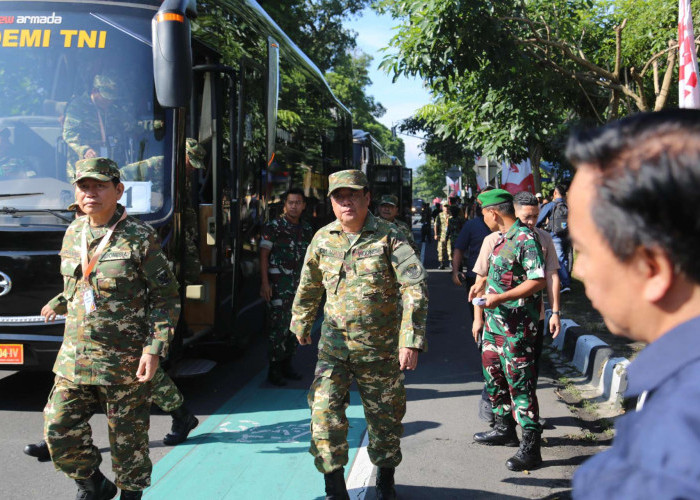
626 315 700 397
329 212 379 234
85 204 125 239
504 218 525 240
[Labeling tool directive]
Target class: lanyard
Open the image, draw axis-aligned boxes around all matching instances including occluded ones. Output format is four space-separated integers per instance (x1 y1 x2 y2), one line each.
80 210 127 285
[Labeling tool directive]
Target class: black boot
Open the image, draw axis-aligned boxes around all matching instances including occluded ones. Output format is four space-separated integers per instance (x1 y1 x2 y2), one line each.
473 414 519 447
74 469 117 500
268 361 287 386
24 439 51 462
477 388 495 427
324 468 350 500
163 406 199 446
119 491 142 500
281 358 303 380
376 467 397 500
506 429 542 471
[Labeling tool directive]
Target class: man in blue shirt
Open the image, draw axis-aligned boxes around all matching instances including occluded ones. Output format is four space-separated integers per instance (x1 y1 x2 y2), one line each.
537 184 571 292
566 109 700 499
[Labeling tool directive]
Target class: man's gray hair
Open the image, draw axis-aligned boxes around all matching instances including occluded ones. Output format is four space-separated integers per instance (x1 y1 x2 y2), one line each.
513 191 539 207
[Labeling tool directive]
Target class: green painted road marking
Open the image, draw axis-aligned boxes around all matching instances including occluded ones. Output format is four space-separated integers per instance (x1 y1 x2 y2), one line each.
145 371 367 499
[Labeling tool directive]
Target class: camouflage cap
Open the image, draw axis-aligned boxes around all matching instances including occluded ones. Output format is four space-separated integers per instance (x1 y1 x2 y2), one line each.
73 157 120 183
67 202 79 211
93 73 119 101
328 169 368 195
379 194 398 206
186 138 206 169
477 188 513 208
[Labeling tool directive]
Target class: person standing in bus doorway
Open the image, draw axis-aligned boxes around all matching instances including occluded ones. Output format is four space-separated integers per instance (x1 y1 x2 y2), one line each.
377 194 419 253
434 202 452 269
43 158 180 499
260 187 314 386
62 72 135 181
182 138 206 285
290 170 428 500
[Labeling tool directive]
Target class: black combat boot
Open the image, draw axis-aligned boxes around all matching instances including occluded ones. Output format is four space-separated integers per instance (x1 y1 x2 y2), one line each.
74 469 117 500
163 406 199 446
24 439 51 462
268 361 287 386
324 468 350 500
375 467 397 500
506 429 542 471
473 414 520 447
119 491 142 500
281 358 303 380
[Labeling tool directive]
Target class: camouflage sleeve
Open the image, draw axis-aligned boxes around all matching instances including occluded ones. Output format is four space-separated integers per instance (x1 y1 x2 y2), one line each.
62 101 91 159
289 239 324 338
140 230 181 356
47 292 68 315
389 233 428 352
521 235 546 280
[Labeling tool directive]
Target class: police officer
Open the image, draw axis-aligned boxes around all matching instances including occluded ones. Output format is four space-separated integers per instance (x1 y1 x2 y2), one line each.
471 189 546 472
434 202 451 269
376 194 418 253
43 158 180 499
260 187 314 386
290 170 428 500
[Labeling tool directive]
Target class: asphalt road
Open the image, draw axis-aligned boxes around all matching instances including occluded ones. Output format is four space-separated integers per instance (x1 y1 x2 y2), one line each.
0 228 605 499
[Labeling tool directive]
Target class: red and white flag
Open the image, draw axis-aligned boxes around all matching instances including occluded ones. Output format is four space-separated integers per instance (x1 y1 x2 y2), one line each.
679 0 700 108
501 159 535 194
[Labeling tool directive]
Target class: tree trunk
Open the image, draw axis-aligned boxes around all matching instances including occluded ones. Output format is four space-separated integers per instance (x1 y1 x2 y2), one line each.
528 139 543 194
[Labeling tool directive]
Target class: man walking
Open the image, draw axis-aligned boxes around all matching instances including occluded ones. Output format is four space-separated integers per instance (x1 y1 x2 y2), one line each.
290 170 428 500
377 194 418 253
537 184 571 292
260 188 314 385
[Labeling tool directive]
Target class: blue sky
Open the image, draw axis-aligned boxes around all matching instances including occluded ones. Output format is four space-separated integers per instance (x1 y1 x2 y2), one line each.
344 8 432 170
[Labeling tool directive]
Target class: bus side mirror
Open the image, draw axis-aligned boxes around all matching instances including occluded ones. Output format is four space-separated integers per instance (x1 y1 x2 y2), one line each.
152 5 193 108
267 37 280 166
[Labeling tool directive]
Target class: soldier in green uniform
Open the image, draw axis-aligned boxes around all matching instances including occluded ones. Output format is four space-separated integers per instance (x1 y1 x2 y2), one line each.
377 194 418 254
471 189 546 472
62 73 135 181
446 205 463 256
42 158 180 499
260 187 314 386
434 202 452 269
290 170 428 500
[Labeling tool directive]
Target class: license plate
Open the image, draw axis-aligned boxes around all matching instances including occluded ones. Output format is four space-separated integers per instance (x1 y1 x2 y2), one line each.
0 344 23 364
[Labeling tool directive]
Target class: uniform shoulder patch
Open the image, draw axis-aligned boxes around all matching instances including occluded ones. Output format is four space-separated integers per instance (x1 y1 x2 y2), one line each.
404 262 422 279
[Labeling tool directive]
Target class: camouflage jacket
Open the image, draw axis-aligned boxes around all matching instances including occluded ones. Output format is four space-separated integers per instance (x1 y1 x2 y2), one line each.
49 204 180 384
484 219 545 337
446 216 463 242
381 216 418 254
434 212 450 239
260 214 314 283
290 213 428 362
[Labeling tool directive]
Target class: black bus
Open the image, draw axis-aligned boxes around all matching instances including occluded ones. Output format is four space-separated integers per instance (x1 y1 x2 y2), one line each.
0 0 353 372
351 129 411 225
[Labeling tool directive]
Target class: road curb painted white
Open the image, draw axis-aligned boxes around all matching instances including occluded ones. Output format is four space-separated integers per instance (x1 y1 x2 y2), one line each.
347 431 371 500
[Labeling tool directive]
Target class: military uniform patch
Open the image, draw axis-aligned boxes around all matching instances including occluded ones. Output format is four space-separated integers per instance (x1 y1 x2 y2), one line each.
404 262 421 279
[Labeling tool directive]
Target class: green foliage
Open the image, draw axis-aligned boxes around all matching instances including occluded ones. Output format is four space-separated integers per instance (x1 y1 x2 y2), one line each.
413 155 449 200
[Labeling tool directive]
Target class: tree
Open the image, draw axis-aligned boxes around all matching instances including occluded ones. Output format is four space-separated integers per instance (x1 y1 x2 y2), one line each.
413 155 450 200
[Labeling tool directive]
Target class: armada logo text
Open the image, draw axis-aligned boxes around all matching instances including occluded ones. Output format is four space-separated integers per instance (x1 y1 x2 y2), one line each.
0 12 63 25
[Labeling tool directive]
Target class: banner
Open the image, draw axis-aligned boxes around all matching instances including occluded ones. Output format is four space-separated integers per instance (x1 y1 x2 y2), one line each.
446 175 461 198
501 159 535 194
679 0 700 108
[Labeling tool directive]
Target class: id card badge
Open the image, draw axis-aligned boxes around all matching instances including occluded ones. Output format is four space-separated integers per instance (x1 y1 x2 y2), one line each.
82 287 96 315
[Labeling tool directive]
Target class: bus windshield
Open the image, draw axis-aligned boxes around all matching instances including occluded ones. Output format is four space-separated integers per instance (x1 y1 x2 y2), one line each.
0 2 169 227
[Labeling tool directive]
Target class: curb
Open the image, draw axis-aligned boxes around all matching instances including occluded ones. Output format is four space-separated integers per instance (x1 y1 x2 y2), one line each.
545 310 630 406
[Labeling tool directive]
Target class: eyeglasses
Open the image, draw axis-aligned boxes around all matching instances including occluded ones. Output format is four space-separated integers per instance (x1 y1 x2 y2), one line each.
330 191 365 203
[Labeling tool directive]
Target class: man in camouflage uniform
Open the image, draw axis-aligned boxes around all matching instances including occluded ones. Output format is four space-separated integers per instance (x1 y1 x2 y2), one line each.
43 158 180 499
62 73 135 181
471 189 546 472
290 170 428 500
260 187 314 386
377 194 418 254
446 205 463 256
433 202 452 269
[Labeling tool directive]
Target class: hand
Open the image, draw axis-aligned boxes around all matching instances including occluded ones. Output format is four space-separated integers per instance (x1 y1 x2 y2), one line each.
136 353 159 382
472 318 484 343
451 271 465 287
399 347 418 371
483 293 503 309
297 335 312 345
84 148 98 159
468 282 485 302
550 314 561 338
41 304 58 323
260 281 272 302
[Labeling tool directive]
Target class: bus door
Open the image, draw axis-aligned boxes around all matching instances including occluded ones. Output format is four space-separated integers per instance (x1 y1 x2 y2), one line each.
367 164 401 213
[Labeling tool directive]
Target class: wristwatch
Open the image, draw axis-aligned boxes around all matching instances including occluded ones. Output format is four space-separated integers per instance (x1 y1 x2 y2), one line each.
551 311 561 315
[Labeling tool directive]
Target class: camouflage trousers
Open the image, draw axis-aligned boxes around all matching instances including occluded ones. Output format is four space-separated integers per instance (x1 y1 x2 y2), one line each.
151 366 184 412
482 331 541 432
267 273 299 363
308 351 406 474
437 237 453 263
44 376 152 491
